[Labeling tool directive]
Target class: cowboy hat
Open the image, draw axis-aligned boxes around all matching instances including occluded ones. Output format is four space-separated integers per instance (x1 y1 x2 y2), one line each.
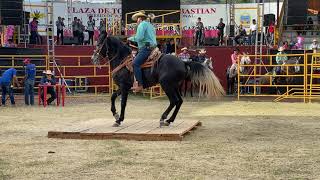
132 11 147 21
46 70 53 75
313 39 318 42
199 49 206 54
23 58 30 64
278 46 285 52
181 47 188 51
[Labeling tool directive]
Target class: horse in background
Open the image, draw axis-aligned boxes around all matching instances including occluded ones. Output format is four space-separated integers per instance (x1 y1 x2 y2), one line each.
259 56 303 94
226 55 251 94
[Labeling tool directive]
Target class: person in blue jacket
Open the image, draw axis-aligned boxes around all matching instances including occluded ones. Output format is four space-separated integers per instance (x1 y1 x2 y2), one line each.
24 58 36 105
0 68 20 105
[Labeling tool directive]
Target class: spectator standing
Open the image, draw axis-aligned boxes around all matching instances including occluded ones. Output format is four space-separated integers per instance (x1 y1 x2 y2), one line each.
217 18 225 46
83 29 89 45
99 19 106 34
194 17 204 46
250 19 257 45
178 47 191 62
87 16 95 45
165 39 175 54
40 70 56 105
267 21 275 45
0 68 20 106
72 17 79 43
56 16 65 45
275 46 287 75
29 18 38 44
78 19 85 45
23 58 36 106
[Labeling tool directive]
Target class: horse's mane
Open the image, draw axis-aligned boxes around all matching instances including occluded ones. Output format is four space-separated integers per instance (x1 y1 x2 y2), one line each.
106 36 132 59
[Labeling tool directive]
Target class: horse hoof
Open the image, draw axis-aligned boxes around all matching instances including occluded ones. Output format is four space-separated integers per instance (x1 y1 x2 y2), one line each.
113 113 120 121
112 121 121 127
161 121 170 127
159 120 165 127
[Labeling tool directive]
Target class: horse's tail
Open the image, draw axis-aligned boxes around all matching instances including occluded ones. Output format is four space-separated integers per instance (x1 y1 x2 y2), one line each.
185 61 225 97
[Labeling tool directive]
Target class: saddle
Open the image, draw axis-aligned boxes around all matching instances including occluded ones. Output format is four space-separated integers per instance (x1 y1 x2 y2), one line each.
112 47 162 74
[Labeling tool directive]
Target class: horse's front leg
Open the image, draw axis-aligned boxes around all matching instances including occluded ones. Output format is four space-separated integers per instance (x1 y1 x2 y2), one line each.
111 89 121 120
113 86 129 127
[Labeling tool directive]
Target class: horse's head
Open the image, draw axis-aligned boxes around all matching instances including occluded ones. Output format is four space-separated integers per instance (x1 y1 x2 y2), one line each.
203 57 213 70
240 55 251 65
91 32 108 65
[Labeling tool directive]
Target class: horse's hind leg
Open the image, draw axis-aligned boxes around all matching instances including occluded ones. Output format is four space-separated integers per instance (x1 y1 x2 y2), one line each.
111 89 121 120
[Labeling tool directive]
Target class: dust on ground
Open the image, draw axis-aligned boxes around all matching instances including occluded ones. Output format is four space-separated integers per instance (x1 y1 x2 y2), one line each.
1 96 320 179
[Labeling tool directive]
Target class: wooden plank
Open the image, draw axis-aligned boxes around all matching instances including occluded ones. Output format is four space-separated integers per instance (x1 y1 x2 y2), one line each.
85 119 144 133
48 119 201 141
148 120 200 136
116 120 159 134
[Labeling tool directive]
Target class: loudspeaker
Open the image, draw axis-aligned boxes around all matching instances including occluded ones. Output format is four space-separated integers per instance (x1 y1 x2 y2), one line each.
204 38 219 46
263 14 275 26
226 25 235 37
63 37 79 45
0 0 23 25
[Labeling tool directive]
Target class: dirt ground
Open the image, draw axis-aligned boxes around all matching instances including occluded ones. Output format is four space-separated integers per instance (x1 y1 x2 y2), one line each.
1 96 320 180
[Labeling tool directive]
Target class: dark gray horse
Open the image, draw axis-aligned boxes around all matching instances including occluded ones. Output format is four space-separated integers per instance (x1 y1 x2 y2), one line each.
91 34 225 127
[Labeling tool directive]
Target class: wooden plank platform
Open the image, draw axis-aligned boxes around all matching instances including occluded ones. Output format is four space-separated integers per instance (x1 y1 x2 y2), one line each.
47 119 201 141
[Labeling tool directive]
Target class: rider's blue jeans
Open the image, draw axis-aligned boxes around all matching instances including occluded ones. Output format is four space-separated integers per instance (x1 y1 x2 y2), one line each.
133 47 152 86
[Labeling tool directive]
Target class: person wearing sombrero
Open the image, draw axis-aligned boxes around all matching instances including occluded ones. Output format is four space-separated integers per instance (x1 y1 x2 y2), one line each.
40 70 57 105
128 11 157 92
178 47 190 62
195 49 207 63
23 58 36 105
275 46 287 75
310 39 320 52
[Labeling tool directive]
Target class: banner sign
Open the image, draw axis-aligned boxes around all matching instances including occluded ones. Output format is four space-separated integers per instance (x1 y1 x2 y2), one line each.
24 2 281 36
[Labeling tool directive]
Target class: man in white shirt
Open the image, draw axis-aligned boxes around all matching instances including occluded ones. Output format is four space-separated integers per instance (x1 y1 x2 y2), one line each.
83 30 89 45
310 39 320 53
250 19 257 45
87 16 95 45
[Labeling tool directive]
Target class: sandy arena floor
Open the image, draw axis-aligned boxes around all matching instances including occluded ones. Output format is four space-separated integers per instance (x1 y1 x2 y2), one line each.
1 96 320 179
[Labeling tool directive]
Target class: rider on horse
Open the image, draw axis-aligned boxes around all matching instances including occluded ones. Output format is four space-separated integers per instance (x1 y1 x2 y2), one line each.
128 11 157 92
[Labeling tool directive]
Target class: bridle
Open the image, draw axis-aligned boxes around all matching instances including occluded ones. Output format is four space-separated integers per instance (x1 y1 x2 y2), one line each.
94 35 121 64
94 35 109 62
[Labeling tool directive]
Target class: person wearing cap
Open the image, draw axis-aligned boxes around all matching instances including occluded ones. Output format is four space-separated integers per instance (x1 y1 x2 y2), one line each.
128 11 157 92
40 70 56 105
275 46 288 75
310 39 320 52
0 68 20 105
178 47 190 62
24 58 36 105
195 49 207 63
